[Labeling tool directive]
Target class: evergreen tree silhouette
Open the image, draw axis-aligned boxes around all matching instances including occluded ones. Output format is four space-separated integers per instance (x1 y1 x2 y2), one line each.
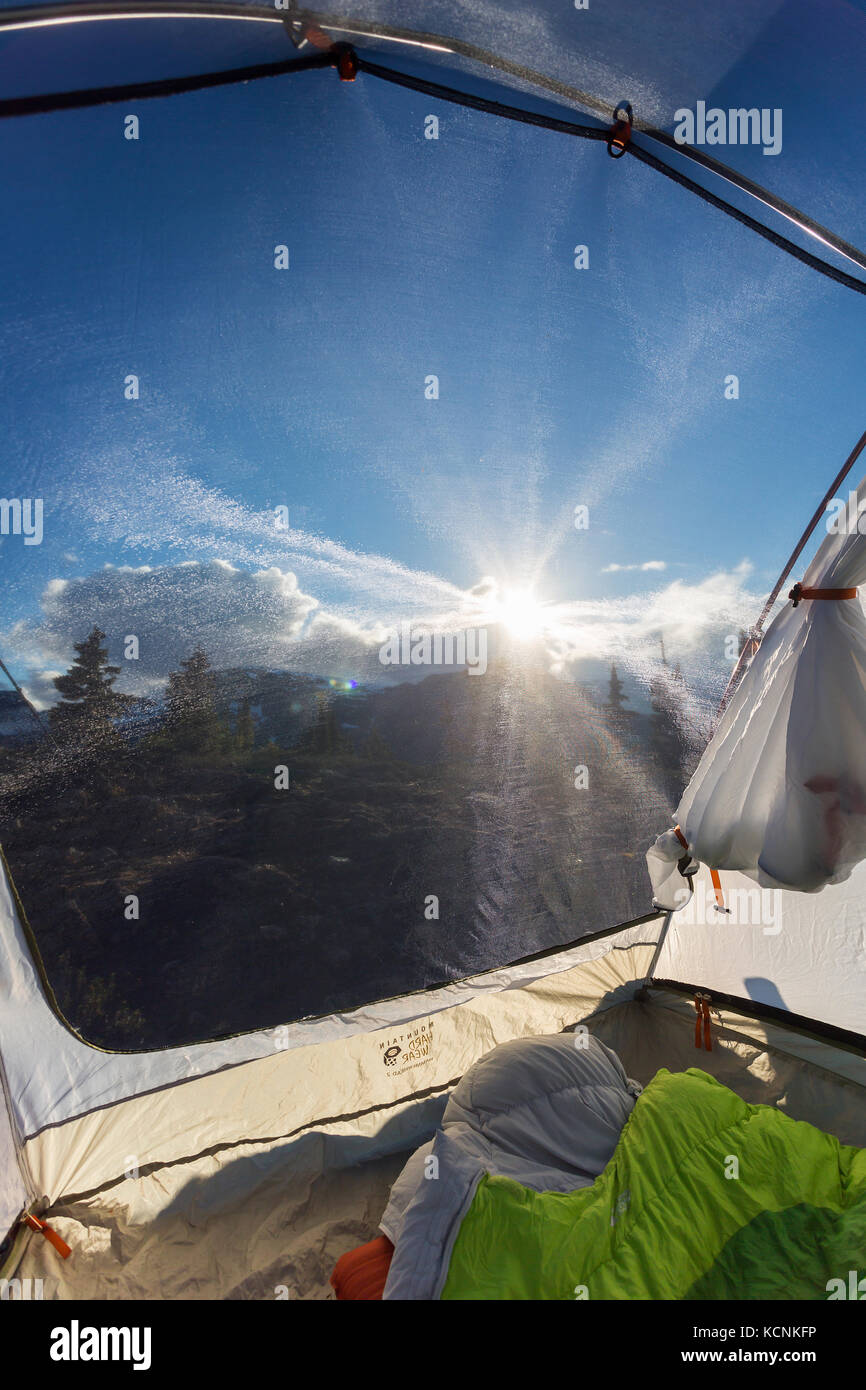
298 691 347 755
50 626 128 744
165 647 224 754
606 663 630 733
649 664 689 809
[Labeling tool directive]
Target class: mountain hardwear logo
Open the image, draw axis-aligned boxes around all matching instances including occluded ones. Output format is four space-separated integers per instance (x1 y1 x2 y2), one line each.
378 1022 435 1075
49 1321 152 1370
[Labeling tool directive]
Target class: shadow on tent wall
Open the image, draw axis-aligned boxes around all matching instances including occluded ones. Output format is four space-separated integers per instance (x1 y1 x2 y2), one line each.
743 978 788 1011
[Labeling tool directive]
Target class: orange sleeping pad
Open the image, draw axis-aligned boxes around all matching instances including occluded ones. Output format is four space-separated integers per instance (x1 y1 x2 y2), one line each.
330 1234 394 1300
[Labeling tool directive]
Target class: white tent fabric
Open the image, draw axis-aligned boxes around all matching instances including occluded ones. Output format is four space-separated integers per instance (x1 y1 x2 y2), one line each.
2 0 866 1303
648 470 866 902
652 862 866 1036
7 964 865 1299
0 863 656 1149
2 838 864 1294
0 1070 28 1252
645 826 698 914
0 851 660 1246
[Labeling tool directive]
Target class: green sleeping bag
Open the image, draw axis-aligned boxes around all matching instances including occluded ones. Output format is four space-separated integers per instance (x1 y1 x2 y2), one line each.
442 1067 866 1300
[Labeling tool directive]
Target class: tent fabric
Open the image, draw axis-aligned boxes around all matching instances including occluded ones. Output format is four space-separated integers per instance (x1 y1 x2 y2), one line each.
0 856 659 1146
645 469 866 1037
5 0 866 252
0 850 660 1231
9 986 864 1300
7 941 655 1297
3 2 866 314
651 469 866 898
2 0 866 1302
652 861 866 1037
13 1114 422 1299
2 0 866 1048
20 929 654 1212
0 1076 29 1249
593 991 866 1148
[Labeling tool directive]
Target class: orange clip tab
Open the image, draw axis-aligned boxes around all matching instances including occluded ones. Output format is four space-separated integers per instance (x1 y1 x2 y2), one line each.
710 867 727 912
24 1212 71 1259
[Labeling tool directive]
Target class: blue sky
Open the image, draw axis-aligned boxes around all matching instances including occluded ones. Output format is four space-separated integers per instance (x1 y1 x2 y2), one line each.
1 11 865 708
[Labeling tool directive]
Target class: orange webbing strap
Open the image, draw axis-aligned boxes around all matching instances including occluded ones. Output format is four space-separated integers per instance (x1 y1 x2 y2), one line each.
24 1212 71 1259
673 825 688 851
788 582 857 608
693 993 713 1051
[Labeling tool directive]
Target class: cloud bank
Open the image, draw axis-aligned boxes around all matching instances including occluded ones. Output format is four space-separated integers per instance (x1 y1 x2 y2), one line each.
4 556 762 709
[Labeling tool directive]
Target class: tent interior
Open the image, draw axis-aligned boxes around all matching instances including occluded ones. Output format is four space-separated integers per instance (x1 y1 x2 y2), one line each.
0 0 865 1299
2 867 864 1300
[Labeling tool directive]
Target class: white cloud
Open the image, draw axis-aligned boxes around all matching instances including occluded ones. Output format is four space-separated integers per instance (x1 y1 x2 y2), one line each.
5 551 762 714
544 562 759 689
601 560 667 573
67 457 465 624
6 561 320 704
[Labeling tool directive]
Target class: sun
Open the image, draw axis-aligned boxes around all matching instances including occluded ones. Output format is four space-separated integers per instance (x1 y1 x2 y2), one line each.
494 587 548 641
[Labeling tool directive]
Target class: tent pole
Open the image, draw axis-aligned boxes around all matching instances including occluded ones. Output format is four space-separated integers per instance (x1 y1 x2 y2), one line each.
717 425 866 719
636 911 673 996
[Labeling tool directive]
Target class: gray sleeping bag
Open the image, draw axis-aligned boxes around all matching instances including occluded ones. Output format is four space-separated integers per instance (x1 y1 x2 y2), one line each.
381 1031 642 1300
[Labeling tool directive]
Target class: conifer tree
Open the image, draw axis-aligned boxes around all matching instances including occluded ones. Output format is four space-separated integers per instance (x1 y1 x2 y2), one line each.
50 626 128 742
606 663 629 731
298 691 347 755
165 647 223 754
649 666 689 808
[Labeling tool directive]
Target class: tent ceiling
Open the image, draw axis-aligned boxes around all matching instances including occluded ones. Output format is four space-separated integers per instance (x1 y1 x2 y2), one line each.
0 0 864 1042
